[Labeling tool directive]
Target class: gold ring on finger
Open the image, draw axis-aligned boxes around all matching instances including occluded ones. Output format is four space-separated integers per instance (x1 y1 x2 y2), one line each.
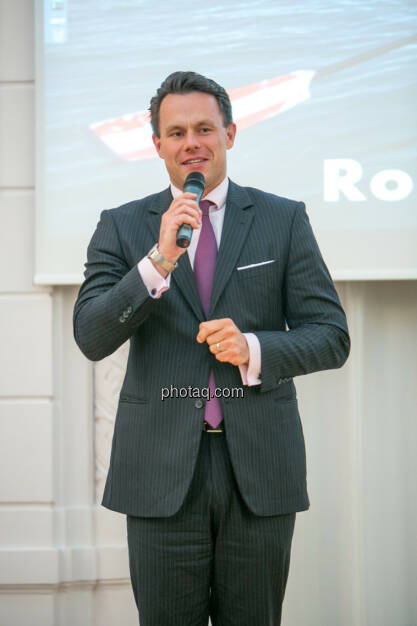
216 342 221 353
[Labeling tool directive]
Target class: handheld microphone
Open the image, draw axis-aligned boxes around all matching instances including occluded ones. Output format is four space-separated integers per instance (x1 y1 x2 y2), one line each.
176 172 205 248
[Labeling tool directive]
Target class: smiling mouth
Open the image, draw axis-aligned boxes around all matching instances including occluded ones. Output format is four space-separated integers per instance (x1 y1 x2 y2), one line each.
182 158 207 165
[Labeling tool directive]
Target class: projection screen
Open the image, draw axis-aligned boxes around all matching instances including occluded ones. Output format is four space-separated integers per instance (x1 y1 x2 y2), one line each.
34 0 417 284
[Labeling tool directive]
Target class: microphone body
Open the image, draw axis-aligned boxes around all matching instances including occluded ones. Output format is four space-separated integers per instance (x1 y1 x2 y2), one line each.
176 172 205 248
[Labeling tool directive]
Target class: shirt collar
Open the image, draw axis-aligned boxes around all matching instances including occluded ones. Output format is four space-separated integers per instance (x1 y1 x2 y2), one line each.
170 176 229 209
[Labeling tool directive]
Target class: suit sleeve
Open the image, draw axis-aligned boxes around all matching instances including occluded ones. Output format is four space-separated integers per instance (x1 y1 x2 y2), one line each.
73 209 154 361
254 202 350 393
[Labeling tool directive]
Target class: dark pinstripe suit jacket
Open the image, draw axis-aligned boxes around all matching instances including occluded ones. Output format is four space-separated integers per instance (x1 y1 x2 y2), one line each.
73 180 350 517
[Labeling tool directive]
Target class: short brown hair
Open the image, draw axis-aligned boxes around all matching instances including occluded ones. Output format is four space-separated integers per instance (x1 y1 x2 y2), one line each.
149 71 233 137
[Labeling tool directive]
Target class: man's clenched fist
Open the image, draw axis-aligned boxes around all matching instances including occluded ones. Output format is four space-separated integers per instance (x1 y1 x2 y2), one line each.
197 318 249 366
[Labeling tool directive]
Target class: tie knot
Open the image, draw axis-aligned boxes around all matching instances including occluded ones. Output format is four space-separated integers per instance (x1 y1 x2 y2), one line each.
199 199 214 216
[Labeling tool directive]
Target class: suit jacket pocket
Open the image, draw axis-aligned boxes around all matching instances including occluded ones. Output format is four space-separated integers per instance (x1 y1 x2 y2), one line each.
119 393 149 404
272 397 299 425
236 259 277 281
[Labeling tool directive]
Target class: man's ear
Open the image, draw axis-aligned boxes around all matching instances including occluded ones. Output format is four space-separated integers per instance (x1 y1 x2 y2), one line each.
226 123 237 150
152 134 163 158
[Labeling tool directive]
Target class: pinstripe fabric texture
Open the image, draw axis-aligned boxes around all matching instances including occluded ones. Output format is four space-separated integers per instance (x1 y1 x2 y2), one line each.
73 180 350 517
126 430 295 625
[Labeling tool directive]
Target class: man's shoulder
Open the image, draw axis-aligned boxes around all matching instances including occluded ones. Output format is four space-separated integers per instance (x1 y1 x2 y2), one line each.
229 180 305 218
106 187 171 221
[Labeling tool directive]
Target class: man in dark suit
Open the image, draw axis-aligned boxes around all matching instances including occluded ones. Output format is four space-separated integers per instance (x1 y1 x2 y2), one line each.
73 71 350 625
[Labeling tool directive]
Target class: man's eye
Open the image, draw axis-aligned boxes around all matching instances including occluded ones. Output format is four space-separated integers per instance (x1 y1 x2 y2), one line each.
200 128 210 133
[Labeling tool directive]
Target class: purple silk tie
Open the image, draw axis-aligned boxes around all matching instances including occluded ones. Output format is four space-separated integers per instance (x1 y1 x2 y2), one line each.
194 200 223 428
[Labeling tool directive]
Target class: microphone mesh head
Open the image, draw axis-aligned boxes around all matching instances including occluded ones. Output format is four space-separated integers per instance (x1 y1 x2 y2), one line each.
184 171 205 191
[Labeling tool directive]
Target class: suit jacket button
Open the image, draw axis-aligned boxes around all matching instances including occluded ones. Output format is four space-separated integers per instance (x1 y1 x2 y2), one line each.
122 310 129 318
119 315 125 323
194 399 203 409
126 305 133 314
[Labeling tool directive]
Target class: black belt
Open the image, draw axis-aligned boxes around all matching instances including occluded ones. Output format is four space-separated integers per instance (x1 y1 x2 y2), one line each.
202 421 224 433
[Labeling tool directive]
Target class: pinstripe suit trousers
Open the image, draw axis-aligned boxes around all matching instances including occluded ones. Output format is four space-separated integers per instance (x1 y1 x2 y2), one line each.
126 428 296 625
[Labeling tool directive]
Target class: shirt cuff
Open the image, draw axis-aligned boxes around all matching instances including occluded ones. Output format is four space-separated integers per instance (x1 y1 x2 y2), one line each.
138 256 170 298
239 333 261 386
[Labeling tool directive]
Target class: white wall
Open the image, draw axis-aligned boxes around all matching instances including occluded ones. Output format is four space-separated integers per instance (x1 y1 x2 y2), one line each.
1 0 54 622
0 2 416 625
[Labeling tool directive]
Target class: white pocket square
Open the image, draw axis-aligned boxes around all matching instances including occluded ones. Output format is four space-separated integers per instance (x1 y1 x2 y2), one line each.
237 260 276 271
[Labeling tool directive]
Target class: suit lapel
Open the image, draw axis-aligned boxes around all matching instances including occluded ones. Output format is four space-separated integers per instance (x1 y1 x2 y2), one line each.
209 181 254 317
146 181 254 321
146 188 205 322
172 253 206 321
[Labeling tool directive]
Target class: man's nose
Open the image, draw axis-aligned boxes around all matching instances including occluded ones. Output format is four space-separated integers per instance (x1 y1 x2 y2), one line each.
184 130 201 150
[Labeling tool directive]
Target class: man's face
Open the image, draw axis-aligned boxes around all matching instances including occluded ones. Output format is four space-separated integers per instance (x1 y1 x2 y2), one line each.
152 92 236 196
